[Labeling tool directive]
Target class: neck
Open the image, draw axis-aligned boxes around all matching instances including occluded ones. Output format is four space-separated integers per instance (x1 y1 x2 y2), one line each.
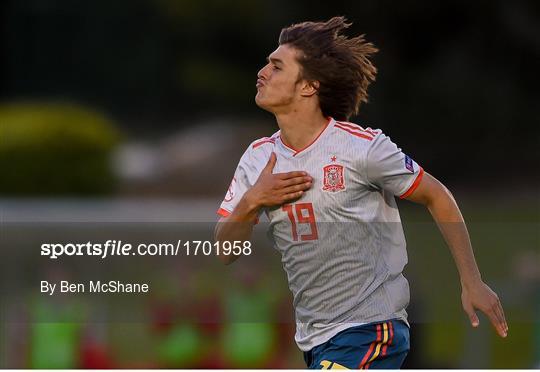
275 107 329 152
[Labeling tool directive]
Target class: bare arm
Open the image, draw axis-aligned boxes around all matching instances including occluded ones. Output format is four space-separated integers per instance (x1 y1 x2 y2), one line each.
405 172 508 338
214 198 259 265
214 152 312 264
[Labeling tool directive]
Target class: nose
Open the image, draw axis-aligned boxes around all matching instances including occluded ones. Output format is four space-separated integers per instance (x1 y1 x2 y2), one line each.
257 63 270 80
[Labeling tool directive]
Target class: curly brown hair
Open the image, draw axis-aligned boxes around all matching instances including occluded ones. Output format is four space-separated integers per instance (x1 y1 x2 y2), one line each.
279 16 378 121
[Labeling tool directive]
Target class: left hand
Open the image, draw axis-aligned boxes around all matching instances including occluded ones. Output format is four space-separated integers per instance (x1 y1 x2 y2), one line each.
461 281 508 338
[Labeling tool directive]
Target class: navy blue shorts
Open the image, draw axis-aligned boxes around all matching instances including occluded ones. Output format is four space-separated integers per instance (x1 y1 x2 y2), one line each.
303 320 410 369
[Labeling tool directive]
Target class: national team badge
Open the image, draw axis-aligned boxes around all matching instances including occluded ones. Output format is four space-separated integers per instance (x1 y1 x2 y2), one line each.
322 164 346 192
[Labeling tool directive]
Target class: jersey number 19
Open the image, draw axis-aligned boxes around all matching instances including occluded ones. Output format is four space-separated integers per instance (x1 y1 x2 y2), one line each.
282 203 318 241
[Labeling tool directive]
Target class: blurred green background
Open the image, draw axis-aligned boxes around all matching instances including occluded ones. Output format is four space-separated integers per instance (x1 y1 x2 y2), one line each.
0 0 538 368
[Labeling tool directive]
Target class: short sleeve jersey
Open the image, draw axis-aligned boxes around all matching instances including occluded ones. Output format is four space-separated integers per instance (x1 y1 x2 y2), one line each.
218 118 424 352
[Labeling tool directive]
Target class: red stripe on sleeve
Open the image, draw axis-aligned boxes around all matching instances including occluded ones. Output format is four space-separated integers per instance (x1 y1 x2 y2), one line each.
336 121 378 136
217 208 231 217
217 207 260 224
252 139 275 149
335 124 374 141
399 167 425 199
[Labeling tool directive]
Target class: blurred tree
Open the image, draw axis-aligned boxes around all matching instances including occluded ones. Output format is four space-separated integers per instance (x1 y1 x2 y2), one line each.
0 102 120 195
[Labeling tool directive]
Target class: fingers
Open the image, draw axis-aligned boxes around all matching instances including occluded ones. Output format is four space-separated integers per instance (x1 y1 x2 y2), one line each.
463 300 480 328
485 305 507 338
282 190 305 202
493 299 508 337
282 181 312 195
497 299 509 334
483 294 508 338
281 176 312 187
463 285 508 338
278 170 308 180
259 159 311 203
262 152 277 174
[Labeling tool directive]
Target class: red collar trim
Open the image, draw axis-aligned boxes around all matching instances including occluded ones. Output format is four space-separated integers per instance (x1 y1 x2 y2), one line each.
280 117 333 156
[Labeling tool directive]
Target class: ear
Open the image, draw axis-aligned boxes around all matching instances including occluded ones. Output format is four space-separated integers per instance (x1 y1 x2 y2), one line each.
299 80 319 97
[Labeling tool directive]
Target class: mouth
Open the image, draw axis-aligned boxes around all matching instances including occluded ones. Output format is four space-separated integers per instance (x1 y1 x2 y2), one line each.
256 79 265 88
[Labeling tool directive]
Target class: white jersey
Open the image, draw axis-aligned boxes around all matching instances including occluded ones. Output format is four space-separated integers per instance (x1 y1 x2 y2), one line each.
218 118 424 351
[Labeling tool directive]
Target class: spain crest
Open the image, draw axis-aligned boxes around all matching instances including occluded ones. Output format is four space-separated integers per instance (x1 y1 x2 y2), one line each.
322 164 345 192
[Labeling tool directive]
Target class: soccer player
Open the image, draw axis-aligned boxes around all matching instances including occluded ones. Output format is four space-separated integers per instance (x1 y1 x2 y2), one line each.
214 17 507 369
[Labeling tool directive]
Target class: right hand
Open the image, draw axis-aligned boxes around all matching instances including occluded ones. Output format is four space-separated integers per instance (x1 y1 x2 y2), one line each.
245 152 312 208
461 280 508 338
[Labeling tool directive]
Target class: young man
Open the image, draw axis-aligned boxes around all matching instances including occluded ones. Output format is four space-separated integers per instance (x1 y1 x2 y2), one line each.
215 17 507 369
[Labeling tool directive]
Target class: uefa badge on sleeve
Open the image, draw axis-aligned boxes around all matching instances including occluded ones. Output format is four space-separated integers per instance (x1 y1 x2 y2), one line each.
322 164 346 192
404 155 414 173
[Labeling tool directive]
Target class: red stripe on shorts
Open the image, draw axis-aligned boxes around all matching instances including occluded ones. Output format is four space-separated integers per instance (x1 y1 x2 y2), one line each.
358 323 381 369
